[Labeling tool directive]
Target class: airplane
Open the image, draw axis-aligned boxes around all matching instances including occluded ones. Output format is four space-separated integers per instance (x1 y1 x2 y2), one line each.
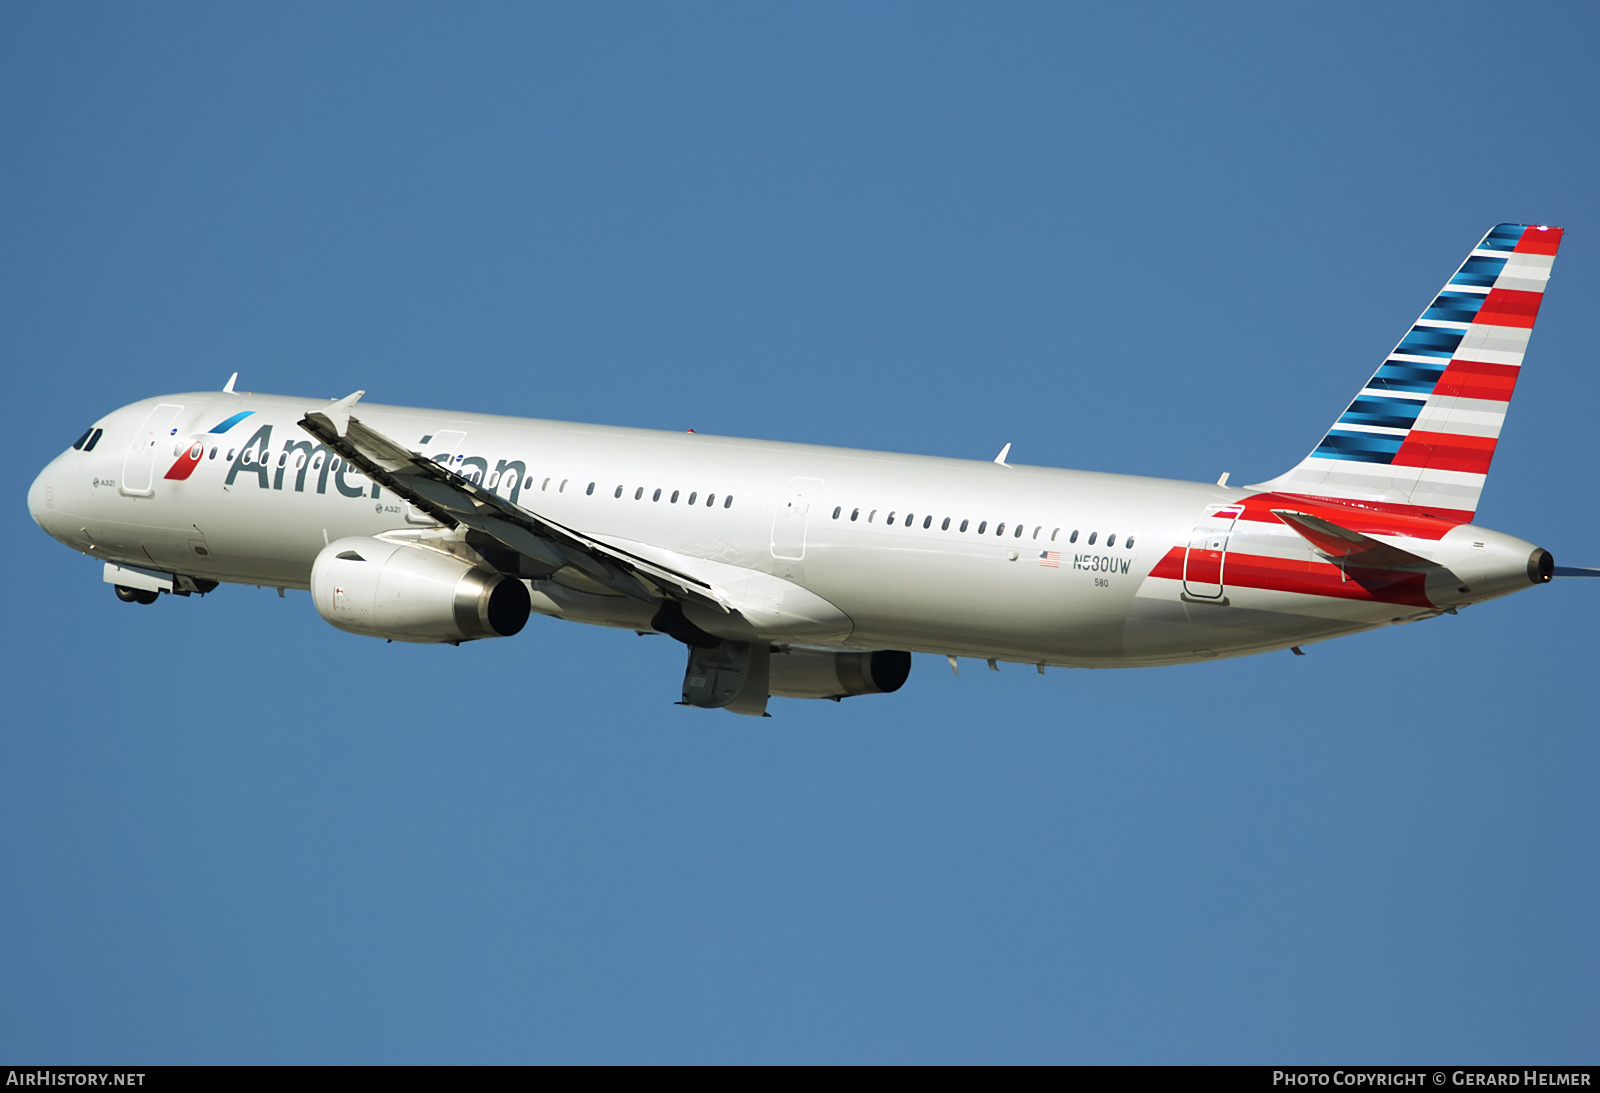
26 223 1594 715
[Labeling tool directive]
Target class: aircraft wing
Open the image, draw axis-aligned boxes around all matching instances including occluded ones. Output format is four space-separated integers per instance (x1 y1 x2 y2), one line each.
299 396 725 610
1271 509 1439 570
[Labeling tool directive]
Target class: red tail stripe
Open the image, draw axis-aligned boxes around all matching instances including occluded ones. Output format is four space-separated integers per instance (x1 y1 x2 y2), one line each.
1391 431 1497 474
1474 288 1543 329
1435 359 1519 401
1513 226 1562 256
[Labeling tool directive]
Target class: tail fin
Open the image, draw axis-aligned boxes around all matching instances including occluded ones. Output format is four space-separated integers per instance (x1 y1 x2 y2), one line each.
1252 223 1562 521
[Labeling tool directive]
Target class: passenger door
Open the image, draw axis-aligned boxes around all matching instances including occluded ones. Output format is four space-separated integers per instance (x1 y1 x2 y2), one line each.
120 403 184 497
1182 504 1244 600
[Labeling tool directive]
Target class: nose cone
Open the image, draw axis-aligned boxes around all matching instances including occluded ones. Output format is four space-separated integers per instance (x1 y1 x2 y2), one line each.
28 464 52 527
28 452 71 536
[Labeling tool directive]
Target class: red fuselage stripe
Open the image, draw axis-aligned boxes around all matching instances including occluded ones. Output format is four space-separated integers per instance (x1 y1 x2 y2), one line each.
1149 547 1434 607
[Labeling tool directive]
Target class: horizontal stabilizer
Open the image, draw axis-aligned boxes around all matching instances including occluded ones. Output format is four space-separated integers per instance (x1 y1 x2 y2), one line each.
1272 509 1437 569
1552 566 1600 578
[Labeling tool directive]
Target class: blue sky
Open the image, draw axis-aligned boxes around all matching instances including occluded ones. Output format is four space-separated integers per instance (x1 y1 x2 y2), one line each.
4 2 1597 1063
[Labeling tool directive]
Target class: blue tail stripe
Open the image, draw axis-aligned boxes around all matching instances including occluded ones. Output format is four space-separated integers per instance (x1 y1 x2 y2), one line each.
1370 359 1447 393
1450 256 1507 287
1313 431 1403 463
1479 224 1525 252
1422 291 1488 324
1394 326 1465 358
1337 396 1426 430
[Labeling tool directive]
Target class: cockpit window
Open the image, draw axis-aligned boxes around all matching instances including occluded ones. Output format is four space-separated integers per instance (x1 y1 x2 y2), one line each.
72 428 93 450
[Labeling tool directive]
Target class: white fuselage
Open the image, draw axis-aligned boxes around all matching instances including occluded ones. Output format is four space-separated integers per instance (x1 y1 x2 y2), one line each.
28 391 1547 667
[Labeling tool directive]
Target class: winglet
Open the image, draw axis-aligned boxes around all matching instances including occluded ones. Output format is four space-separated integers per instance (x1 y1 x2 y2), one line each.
307 390 366 438
222 372 238 394
994 442 1012 467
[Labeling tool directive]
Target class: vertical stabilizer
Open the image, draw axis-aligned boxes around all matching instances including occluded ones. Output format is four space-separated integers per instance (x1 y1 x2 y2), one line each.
1251 223 1562 521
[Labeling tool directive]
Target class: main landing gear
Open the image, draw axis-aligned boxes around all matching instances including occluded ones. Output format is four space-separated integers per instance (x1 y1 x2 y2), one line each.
114 585 159 605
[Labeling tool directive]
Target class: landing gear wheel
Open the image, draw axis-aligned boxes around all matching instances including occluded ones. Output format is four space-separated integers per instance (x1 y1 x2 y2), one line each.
114 585 159 605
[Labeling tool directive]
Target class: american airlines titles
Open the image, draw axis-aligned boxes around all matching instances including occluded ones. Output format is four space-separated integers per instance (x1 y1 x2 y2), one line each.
219 423 526 504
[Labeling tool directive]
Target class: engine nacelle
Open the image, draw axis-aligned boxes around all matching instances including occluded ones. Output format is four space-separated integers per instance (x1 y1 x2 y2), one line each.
310 536 531 643
768 648 911 700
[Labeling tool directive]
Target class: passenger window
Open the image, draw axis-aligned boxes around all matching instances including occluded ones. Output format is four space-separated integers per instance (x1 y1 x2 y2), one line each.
1051 528 1059 542
653 488 662 502
977 521 987 534
904 513 913 526
1107 533 1116 547
941 517 950 530
587 482 596 495
614 485 623 498
923 515 932 529
1014 524 1023 538
1088 532 1097 545
1069 530 1079 543
868 510 877 523
525 477 535 490
227 449 237 462
689 492 697 505
560 479 568 493
706 494 715 507
670 490 679 503
995 522 1005 536
1126 536 1135 549
851 508 860 521
887 511 896 524
209 447 218 460
1032 526 1041 539
723 495 733 508
635 487 644 500
542 477 551 491
833 506 841 519
960 519 969 532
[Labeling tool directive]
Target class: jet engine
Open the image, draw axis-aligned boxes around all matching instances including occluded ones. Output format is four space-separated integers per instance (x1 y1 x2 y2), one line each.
310 536 530 643
768 647 912 700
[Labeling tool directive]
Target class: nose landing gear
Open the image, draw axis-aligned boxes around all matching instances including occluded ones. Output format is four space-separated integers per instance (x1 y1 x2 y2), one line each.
114 585 159 605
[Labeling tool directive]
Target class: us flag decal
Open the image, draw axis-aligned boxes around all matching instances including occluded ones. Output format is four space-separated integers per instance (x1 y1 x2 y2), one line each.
1039 551 1060 568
